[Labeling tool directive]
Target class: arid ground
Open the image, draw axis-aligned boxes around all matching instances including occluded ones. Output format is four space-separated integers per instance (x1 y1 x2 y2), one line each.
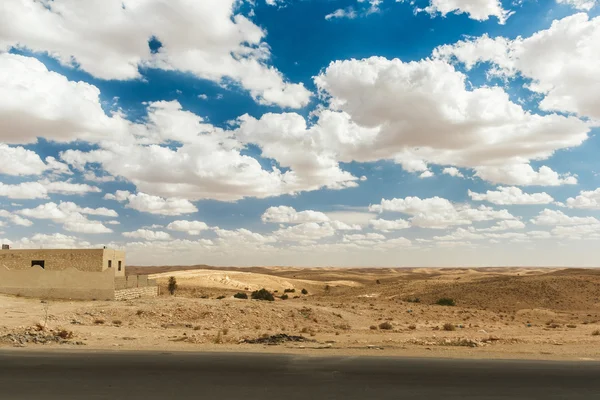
2 266 600 360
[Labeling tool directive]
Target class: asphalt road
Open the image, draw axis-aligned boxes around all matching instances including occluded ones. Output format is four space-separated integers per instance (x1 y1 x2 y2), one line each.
1 351 599 400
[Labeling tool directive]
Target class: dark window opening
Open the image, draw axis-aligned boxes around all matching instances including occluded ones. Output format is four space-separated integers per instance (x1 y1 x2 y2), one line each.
31 260 45 269
108 260 112 268
118 261 122 271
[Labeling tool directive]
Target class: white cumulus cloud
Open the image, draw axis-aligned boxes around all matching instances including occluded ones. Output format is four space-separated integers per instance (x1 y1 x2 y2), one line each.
566 188 600 210
469 187 554 205
435 13 600 120
414 0 513 24
0 0 310 108
123 229 172 241
166 220 210 236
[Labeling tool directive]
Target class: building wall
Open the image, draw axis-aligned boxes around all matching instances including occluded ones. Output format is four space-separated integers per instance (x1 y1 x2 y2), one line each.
0 266 115 300
0 249 105 272
102 249 126 277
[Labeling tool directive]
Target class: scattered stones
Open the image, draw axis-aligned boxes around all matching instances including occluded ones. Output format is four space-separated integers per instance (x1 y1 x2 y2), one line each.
242 334 314 345
1 327 84 346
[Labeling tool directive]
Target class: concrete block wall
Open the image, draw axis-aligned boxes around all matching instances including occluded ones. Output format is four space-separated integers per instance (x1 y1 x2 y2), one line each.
115 277 127 290
137 275 148 286
126 275 139 288
114 286 158 301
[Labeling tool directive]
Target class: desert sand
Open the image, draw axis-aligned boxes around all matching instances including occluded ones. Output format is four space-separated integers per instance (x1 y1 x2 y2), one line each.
2 266 600 360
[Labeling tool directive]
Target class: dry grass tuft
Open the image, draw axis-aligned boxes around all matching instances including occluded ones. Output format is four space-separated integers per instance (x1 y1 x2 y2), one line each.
378 322 393 330
443 323 456 331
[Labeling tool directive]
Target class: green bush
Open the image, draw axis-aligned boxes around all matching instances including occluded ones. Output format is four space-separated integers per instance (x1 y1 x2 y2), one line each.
301 288 308 295
233 292 248 299
281 294 289 300
436 298 456 307
216 295 226 300
284 288 296 293
251 288 275 301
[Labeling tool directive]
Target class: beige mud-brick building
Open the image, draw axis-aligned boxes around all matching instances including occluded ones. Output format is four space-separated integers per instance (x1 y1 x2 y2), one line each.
0 247 157 301
0 248 126 276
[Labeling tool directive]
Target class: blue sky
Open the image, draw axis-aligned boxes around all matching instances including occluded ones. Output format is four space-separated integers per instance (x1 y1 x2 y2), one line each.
1 0 600 267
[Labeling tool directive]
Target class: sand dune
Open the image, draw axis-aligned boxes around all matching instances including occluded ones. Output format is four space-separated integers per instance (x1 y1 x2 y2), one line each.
150 269 362 292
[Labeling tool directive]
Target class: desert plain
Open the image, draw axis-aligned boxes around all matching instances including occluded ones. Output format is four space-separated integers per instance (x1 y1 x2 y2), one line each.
2 266 600 360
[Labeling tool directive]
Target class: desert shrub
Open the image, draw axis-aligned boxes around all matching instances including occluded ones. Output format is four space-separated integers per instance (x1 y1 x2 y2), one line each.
94 319 105 325
301 288 308 295
284 288 296 293
168 276 177 295
112 320 122 326
251 288 275 301
408 324 417 330
436 298 456 307
379 322 393 330
234 292 248 299
443 323 456 331
406 298 421 303
222 328 229 335
370 325 378 330
376 279 381 285
324 284 331 292
216 295 226 300
136 310 144 316
281 294 289 300
567 324 577 329
592 330 600 336
301 327 309 333
334 323 351 331
193 326 202 331
55 329 74 339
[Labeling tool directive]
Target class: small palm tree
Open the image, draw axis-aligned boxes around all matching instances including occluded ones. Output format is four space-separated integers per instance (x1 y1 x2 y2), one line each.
168 276 177 295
